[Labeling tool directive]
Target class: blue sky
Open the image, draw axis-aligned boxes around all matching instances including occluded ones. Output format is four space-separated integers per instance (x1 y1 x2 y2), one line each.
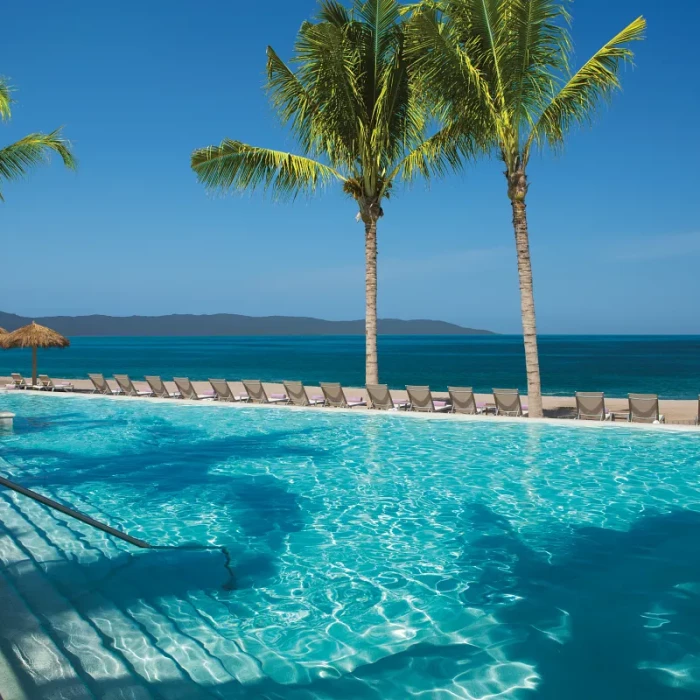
1 0 698 334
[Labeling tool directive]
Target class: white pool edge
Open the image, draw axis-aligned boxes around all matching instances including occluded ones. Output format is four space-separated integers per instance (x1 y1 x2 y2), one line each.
2 388 698 433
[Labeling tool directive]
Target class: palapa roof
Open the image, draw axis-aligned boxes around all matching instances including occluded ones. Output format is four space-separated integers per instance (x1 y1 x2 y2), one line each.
0 327 6 334
0 321 70 349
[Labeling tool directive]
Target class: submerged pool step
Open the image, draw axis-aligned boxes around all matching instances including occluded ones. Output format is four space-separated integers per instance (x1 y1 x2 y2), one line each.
0 566 94 700
0 494 212 700
0 491 264 696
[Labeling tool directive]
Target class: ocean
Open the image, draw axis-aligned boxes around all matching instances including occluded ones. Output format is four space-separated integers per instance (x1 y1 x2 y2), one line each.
0 335 698 399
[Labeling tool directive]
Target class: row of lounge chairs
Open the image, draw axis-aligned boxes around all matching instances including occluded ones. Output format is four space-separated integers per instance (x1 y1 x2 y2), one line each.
6 372 680 423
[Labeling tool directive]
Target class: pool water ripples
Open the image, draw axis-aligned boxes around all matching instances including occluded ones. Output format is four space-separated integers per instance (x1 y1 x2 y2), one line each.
0 392 700 698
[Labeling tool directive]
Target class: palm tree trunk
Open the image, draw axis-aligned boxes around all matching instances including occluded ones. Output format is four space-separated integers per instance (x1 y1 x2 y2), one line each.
508 169 543 418
364 218 379 385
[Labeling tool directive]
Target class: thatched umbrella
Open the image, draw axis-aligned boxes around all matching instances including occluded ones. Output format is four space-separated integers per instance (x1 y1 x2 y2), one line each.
0 327 6 334
0 322 70 385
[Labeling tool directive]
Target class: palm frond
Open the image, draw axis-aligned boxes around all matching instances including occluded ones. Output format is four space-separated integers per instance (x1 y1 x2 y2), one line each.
190 139 344 200
388 121 479 186
499 0 570 135
0 128 76 200
0 77 12 121
528 15 646 155
317 0 352 26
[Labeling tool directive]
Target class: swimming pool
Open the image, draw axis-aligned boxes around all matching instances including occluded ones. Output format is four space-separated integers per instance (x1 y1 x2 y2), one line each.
1 392 700 699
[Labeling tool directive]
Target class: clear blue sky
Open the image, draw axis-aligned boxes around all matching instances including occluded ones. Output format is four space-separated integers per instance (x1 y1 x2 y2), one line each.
1 0 698 334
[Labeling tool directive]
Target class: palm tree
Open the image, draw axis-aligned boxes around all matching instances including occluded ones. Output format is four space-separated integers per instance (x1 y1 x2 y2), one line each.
407 1 645 417
0 77 75 200
191 0 472 384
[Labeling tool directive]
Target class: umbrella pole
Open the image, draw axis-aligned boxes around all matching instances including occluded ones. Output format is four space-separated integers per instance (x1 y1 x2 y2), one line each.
32 346 37 386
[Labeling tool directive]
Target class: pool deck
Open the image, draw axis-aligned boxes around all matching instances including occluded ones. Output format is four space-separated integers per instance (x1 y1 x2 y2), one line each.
1 377 698 428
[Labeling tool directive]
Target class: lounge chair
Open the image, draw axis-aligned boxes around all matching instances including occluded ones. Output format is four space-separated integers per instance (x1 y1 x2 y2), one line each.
38 375 74 392
173 377 216 400
320 383 366 408
697 395 699 426
209 379 248 402
493 389 528 417
241 380 288 404
366 384 409 410
406 386 452 413
114 374 154 397
575 392 610 421
283 381 324 407
448 387 480 415
10 373 30 389
628 394 665 423
145 376 180 399
89 373 122 395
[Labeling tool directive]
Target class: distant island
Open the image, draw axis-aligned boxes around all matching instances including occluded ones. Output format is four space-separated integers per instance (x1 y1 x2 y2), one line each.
0 311 494 337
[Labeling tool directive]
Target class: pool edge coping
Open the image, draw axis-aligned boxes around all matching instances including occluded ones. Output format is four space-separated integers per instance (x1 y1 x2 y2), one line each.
2 388 698 433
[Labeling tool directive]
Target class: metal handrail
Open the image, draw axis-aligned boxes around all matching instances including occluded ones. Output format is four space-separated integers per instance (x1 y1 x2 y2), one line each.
0 475 151 548
0 473 237 589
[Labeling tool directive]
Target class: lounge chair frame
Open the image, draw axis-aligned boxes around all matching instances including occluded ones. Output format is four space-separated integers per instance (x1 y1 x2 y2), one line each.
366 384 409 410
448 387 479 415
114 375 154 397
283 381 324 407
89 373 122 395
628 394 665 423
320 383 366 408
406 386 451 413
575 392 609 421
493 389 527 417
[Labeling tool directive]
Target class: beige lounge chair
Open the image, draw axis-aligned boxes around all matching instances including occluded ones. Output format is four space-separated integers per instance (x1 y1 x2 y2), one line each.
448 387 479 415
493 389 528 417
145 376 180 399
366 384 409 410
10 373 30 389
406 386 451 413
38 375 74 392
173 377 216 400
283 381 324 407
241 380 288 404
209 379 248 402
320 383 366 408
89 373 122 395
628 394 665 423
114 375 153 397
575 392 610 421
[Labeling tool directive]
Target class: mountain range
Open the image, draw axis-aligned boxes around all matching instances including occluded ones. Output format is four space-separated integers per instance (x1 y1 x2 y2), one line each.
0 311 494 337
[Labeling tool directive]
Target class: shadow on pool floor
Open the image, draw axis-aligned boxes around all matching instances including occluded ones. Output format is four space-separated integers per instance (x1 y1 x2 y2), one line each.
458 504 700 699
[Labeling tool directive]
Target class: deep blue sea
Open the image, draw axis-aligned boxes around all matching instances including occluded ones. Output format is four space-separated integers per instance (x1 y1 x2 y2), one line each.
1 335 698 398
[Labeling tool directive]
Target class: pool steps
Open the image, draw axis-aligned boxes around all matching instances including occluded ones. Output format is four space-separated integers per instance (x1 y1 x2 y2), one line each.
0 490 263 699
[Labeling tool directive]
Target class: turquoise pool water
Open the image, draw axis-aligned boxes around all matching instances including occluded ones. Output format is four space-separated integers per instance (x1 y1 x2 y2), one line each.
1 393 700 699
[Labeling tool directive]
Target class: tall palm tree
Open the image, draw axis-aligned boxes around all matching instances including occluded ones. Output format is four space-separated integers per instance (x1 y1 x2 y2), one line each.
407 0 645 417
0 77 75 201
191 0 472 384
